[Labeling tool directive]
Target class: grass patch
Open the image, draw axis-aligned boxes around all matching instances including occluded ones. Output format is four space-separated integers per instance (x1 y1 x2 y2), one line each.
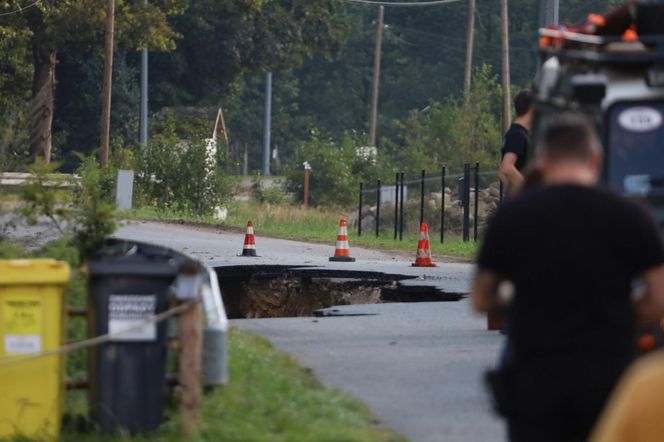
123 202 479 260
0 240 403 441
59 330 403 442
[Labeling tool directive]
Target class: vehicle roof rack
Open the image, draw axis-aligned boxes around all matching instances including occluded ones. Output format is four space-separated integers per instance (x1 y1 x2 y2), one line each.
538 28 664 66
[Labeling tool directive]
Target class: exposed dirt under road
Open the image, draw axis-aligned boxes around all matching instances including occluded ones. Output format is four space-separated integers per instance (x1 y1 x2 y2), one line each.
215 265 464 319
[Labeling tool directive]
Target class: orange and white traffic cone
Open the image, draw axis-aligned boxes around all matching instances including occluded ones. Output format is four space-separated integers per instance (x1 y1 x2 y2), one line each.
412 223 436 267
329 218 355 262
239 220 258 257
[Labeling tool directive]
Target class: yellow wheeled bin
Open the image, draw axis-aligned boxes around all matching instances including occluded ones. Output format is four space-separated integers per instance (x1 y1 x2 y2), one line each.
0 259 71 440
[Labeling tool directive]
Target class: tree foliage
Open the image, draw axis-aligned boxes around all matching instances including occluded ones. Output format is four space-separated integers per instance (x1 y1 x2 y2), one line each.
0 0 185 162
285 130 376 207
134 118 233 215
384 65 502 173
0 0 624 179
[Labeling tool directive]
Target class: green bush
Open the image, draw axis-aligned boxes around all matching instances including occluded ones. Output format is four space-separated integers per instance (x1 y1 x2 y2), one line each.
135 119 233 215
251 174 290 205
382 65 503 174
18 159 73 234
285 130 377 207
71 155 117 259
0 240 26 258
16 155 117 260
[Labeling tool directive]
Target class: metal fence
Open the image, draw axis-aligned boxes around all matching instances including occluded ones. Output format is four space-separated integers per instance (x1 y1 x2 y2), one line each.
357 164 502 242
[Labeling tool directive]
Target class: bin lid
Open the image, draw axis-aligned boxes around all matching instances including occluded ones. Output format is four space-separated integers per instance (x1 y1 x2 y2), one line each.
0 259 71 285
87 258 178 277
87 240 184 277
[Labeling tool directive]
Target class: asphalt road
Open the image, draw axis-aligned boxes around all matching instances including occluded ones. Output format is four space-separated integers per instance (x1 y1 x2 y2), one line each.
114 220 398 265
234 303 505 442
112 221 506 442
8 219 505 441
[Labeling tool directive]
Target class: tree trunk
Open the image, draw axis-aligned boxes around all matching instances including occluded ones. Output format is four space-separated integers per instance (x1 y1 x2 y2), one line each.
29 48 56 163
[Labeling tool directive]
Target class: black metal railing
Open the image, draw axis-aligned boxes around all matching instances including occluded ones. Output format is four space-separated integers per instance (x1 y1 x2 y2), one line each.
358 164 500 243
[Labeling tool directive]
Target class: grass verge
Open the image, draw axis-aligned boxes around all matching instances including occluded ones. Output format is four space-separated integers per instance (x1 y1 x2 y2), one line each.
1 240 404 442
123 202 479 260
60 330 404 442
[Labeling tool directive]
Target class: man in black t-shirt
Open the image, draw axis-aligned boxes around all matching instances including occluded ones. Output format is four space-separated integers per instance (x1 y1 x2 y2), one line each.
499 90 533 194
472 115 664 442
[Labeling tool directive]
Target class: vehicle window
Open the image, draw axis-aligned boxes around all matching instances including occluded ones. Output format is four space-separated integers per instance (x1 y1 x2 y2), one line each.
607 102 664 193
606 103 664 193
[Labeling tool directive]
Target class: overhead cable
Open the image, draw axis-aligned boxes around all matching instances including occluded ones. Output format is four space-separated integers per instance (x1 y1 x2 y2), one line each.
0 0 40 17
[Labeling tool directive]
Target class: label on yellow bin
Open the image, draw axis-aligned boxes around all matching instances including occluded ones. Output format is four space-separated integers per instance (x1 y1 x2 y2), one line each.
2 297 43 354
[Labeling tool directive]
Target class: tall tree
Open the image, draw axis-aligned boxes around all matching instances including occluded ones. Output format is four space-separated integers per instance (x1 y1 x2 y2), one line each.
0 0 184 162
149 0 348 109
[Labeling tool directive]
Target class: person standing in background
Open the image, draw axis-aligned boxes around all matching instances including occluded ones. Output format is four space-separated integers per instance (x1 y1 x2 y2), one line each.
498 91 534 194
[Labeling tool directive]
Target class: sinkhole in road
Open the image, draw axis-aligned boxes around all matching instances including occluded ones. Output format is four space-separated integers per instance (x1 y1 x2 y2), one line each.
214 265 465 319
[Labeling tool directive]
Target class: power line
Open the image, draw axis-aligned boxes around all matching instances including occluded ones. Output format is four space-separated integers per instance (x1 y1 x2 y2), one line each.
388 23 534 52
0 0 40 17
345 0 463 6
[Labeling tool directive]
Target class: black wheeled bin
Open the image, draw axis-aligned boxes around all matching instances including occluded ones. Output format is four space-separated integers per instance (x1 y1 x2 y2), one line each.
87 242 178 433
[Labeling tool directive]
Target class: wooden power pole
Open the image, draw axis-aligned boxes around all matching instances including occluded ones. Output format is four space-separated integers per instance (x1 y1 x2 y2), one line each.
463 0 476 103
100 0 115 168
369 5 384 147
500 0 511 131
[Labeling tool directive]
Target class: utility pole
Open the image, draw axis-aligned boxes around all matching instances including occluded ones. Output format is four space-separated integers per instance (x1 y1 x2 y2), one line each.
463 0 476 103
262 72 272 176
500 0 511 131
100 0 115 168
369 5 384 147
539 0 559 28
139 0 148 148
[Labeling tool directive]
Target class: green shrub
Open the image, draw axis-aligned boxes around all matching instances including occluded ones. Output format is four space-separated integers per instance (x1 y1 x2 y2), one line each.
0 240 26 258
135 119 233 215
382 65 503 174
18 159 72 234
16 155 117 260
71 155 117 259
285 130 377 208
251 174 290 205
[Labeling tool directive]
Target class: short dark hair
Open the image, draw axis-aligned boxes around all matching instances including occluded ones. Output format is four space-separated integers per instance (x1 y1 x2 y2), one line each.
539 113 601 162
514 90 533 117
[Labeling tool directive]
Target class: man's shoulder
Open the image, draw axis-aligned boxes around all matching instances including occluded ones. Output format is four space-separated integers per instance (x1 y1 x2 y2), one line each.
504 123 528 138
500 185 648 217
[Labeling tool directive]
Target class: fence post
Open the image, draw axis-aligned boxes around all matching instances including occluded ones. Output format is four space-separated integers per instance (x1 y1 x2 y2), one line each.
376 179 381 237
179 300 203 436
419 169 425 227
474 162 480 242
441 166 446 244
463 163 470 242
358 182 363 237
399 172 405 241
394 173 399 240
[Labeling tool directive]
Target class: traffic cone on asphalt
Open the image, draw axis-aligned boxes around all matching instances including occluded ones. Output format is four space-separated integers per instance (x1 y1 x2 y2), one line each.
412 223 437 267
239 220 258 257
329 219 356 262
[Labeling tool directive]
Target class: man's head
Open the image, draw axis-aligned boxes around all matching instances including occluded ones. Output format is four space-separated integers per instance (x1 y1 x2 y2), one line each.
536 113 603 185
514 90 533 117
514 90 534 128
